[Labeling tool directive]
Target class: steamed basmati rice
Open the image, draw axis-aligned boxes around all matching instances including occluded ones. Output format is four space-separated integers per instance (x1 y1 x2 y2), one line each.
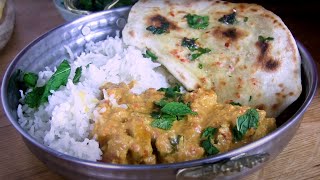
17 36 170 161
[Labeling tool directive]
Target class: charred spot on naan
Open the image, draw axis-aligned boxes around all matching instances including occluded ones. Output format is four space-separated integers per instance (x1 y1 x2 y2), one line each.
170 49 189 63
145 14 180 33
256 104 266 111
212 27 248 44
255 41 281 72
128 30 135 38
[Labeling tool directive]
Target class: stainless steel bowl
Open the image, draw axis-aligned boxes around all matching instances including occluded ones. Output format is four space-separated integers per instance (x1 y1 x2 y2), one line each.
1 7 318 180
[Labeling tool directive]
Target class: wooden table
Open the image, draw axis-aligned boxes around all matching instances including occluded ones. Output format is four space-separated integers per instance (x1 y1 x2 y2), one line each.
0 0 319 179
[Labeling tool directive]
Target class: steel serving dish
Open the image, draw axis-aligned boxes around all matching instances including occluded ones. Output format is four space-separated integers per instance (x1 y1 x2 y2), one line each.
1 6 318 180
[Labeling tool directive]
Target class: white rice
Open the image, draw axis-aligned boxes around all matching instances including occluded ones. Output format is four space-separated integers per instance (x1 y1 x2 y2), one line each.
17 36 170 161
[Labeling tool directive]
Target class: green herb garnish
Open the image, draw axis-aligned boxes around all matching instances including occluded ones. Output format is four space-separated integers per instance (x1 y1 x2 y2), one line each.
181 37 211 61
201 127 217 139
232 109 259 141
230 101 242 106
151 114 176 130
244 17 248 22
23 72 38 88
143 49 158 61
182 37 198 51
154 99 169 107
161 102 197 116
198 63 203 69
258 36 274 43
218 12 237 25
190 48 211 61
201 139 219 156
151 86 197 130
158 85 182 100
201 127 219 156
249 95 252 102
146 22 169 35
185 14 209 29
73 67 82 84
24 60 71 108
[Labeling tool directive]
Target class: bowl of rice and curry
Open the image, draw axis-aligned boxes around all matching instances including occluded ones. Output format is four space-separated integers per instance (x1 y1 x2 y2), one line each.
1 0 318 179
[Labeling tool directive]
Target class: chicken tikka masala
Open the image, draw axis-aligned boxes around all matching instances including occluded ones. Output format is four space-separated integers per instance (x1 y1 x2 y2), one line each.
92 82 276 164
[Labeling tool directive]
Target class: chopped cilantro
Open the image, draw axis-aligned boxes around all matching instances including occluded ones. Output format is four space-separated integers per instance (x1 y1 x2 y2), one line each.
181 37 211 61
143 49 158 61
190 48 211 61
23 72 38 88
244 17 248 22
185 14 209 29
73 67 82 84
24 60 71 108
232 109 259 141
182 37 198 51
218 12 237 25
198 63 203 69
258 36 274 43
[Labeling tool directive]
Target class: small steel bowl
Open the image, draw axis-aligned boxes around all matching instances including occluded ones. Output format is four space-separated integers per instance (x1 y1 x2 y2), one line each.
1 7 318 180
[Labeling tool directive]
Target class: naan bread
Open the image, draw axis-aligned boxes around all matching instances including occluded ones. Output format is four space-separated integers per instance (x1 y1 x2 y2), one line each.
122 0 302 117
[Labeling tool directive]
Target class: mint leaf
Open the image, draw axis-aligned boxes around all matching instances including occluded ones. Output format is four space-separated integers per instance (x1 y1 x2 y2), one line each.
201 139 219 156
155 99 169 107
39 60 71 104
25 60 71 108
233 109 259 141
151 114 176 130
151 86 197 130
73 67 82 84
158 85 182 100
201 127 217 139
185 14 209 29
161 102 197 116
232 126 243 141
23 72 38 88
24 86 45 108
